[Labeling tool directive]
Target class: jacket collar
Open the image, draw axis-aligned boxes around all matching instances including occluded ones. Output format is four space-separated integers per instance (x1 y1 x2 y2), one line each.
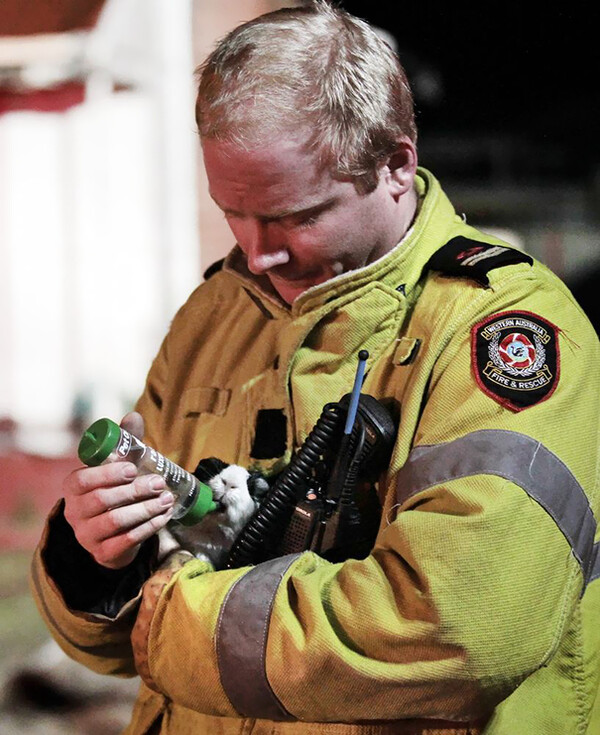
222 168 457 319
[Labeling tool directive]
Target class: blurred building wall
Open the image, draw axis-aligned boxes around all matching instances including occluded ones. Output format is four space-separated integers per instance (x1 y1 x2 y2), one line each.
0 0 200 453
0 93 163 449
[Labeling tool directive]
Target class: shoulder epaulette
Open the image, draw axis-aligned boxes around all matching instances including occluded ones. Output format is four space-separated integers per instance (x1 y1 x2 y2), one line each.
427 236 533 287
203 258 225 281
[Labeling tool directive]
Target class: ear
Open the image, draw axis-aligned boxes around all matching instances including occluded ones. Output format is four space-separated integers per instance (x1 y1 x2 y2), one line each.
247 471 270 502
383 137 418 198
194 456 229 483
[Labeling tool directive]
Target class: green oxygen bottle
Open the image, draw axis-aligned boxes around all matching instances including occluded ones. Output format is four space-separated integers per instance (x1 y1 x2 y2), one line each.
78 418 217 526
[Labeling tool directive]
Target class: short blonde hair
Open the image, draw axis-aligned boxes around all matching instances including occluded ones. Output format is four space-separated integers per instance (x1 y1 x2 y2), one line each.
196 1 416 193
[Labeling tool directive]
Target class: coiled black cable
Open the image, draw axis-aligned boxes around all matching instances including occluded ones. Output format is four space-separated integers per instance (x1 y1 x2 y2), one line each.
226 401 345 569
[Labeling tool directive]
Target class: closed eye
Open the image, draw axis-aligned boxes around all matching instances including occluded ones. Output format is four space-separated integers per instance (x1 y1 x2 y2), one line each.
295 213 319 228
214 196 338 229
286 200 337 229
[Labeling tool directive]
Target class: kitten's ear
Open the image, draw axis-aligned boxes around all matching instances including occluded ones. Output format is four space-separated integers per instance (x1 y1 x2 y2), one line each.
194 456 229 483
248 472 270 502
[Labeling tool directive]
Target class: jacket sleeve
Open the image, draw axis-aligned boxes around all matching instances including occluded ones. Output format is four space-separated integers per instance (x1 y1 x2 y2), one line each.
130 279 600 723
30 501 145 677
28 329 177 676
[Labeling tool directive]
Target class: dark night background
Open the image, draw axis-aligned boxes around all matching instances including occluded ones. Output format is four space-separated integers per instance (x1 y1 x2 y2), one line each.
342 3 597 180
343 3 599 329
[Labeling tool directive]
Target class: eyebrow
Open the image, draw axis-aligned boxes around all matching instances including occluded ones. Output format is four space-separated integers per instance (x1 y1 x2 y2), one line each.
211 195 338 222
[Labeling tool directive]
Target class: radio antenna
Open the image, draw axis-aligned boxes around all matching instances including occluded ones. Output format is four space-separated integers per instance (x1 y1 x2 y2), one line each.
325 349 369 503
344 349 369 435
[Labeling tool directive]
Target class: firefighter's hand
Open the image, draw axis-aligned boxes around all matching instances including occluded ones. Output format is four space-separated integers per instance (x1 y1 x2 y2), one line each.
63 412 175 569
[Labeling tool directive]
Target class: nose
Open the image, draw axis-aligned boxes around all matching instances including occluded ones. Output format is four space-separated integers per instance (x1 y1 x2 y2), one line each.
239 219 290 275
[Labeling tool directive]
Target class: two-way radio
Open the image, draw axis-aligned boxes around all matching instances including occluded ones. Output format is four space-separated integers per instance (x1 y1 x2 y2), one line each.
226 350 397 569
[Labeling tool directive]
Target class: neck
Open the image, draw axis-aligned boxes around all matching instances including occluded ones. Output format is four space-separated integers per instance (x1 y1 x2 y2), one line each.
369 184 419 266
396 185 419 242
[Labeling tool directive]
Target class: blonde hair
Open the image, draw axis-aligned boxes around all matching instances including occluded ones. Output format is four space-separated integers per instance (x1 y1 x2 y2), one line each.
196 1 416 193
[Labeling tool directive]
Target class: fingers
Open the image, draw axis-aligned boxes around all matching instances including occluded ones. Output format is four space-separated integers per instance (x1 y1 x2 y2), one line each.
64 468 172 533
120 411 144 439
92 489 175 540
76 495 174 559
89 508 175 570
66 484 175 570
78 475 167 519
65 462 138 496
63 459 176 569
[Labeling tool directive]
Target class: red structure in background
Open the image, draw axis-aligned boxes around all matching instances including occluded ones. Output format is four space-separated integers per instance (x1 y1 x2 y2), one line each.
0 0 105 36
0 0 107 114
0 82 85 114
0 450 79 550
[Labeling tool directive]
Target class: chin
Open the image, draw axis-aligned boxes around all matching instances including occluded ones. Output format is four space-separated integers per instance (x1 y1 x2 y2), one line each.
275 284 307 304
270 278 311 304
270 270 335 304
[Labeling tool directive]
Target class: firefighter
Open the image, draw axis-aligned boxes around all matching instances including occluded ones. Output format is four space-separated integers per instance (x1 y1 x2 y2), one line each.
31 2 600 733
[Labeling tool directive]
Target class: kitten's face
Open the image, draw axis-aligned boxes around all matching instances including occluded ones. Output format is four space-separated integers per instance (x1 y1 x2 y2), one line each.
168 464 258 569
209 465 252 506
207 465 256 528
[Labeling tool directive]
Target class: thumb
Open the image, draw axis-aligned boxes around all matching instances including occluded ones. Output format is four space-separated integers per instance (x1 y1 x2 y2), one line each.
120 411 144 439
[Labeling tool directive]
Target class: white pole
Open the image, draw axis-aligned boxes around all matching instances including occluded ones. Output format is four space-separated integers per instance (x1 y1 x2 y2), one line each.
152 0 201 318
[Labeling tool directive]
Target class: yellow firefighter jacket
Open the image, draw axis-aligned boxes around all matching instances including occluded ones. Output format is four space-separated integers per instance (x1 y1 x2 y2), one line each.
31 169 600 734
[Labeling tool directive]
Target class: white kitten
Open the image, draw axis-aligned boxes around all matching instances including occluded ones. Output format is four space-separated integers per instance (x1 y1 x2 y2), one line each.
166 464 264 569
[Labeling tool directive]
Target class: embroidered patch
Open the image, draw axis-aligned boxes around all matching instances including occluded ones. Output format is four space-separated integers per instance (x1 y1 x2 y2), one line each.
472 311 560 411
428 236 533 286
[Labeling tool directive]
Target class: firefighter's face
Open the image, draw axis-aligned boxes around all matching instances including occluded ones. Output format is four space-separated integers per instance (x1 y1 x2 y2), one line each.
202 133 417 304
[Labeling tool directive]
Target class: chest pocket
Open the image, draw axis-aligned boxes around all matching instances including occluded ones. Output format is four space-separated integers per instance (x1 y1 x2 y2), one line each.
180 386 231 418
174 385 236 469
240 367 292 475
175 369 291 475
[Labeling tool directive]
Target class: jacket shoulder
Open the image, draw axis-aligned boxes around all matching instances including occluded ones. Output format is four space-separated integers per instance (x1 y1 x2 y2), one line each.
413 233 597 358
426 235 533 288
173 261 243 321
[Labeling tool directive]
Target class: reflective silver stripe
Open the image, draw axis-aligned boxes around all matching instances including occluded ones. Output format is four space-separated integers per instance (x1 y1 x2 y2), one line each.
591 544 600 583
216 553 300 720
396 430 598 586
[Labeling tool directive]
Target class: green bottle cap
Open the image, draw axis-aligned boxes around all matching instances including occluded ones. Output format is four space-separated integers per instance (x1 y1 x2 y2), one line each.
78 418 121 467
178 480 218 526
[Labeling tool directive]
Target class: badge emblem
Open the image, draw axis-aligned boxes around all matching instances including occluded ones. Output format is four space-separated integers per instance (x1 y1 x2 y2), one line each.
472 311 560 411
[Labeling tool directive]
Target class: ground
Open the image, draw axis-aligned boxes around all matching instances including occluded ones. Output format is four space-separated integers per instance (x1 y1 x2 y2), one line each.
0 448 138 734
